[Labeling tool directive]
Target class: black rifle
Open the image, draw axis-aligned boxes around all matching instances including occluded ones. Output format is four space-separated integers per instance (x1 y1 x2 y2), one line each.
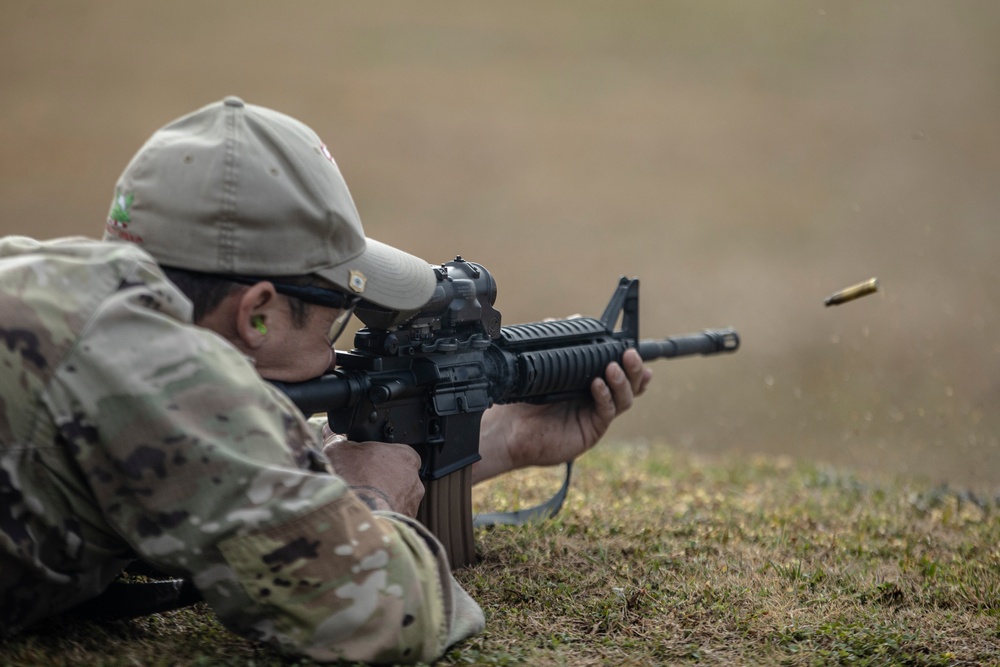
275 257 739 568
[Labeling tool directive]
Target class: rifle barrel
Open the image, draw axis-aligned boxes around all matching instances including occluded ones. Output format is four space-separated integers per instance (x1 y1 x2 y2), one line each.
637 328 740 361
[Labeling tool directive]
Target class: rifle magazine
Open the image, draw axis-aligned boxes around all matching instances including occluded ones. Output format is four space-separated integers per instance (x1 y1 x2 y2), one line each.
418 467 477 570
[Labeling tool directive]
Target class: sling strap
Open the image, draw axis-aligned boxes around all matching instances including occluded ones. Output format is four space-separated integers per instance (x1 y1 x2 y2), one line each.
473 461 573 528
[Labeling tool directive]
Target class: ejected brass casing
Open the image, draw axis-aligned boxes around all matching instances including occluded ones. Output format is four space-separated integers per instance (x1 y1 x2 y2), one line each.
824 277 879 306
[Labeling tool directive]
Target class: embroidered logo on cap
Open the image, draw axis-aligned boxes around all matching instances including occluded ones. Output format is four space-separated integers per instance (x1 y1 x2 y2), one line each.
109 191 134 227
320 143 336 165
105 189 144 243
349 270 366 293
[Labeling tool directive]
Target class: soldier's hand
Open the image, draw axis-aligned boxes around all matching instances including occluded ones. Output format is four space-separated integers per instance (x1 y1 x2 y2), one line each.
474 348 652 483
322 428 424 517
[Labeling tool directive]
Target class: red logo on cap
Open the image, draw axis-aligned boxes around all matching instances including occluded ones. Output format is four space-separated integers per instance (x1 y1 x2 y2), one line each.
320 144 336 165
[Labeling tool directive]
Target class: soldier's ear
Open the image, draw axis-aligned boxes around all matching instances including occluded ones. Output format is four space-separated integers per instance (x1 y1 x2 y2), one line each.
234 282 279 350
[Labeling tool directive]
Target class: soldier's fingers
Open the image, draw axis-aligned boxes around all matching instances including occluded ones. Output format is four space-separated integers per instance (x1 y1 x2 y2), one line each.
590 376 618 423
605 362 636 413
621 349 652 396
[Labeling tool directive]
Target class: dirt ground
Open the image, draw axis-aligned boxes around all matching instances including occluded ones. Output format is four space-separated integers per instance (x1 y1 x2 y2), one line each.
2 2 999 491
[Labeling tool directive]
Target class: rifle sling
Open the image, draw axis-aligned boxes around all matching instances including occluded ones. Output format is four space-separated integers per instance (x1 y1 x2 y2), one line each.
66 572 201 621
473 461 574 528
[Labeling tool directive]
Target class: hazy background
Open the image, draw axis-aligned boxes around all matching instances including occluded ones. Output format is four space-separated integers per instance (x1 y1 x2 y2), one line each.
3 2 998 490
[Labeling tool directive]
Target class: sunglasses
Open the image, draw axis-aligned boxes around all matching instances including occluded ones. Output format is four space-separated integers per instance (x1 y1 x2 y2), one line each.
221 275 361 344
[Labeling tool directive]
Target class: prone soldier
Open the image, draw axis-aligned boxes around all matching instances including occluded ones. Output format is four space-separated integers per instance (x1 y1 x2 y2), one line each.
0 96 651 664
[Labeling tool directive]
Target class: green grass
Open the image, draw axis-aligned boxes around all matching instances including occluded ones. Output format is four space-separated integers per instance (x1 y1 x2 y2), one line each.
3 443 999 666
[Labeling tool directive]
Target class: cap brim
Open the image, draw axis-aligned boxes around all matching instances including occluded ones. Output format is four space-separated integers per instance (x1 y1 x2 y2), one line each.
316 238 437 312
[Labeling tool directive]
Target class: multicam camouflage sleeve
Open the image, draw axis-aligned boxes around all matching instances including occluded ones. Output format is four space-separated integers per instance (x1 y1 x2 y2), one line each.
0 237 483 663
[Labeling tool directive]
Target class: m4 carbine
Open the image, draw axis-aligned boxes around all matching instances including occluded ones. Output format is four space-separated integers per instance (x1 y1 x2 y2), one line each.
275 257 739 569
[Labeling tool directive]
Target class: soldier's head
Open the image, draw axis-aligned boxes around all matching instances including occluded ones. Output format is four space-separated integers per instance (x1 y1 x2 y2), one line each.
103 97 435 380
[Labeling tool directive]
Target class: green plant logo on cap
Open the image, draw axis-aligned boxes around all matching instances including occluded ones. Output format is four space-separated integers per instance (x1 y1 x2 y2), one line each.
106 189 143 243
109 190 134 226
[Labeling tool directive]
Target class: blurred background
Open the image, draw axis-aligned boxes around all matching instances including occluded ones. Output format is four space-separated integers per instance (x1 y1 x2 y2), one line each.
2 1 998 491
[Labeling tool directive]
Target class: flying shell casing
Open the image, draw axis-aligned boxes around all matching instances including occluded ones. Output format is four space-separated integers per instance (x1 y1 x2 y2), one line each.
824 278 879 306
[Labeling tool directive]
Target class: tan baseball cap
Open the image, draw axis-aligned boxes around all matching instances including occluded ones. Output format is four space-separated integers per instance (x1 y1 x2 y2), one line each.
103 95 436 312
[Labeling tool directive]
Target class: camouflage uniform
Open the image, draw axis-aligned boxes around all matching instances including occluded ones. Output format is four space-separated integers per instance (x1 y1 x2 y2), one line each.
0 235 484 663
